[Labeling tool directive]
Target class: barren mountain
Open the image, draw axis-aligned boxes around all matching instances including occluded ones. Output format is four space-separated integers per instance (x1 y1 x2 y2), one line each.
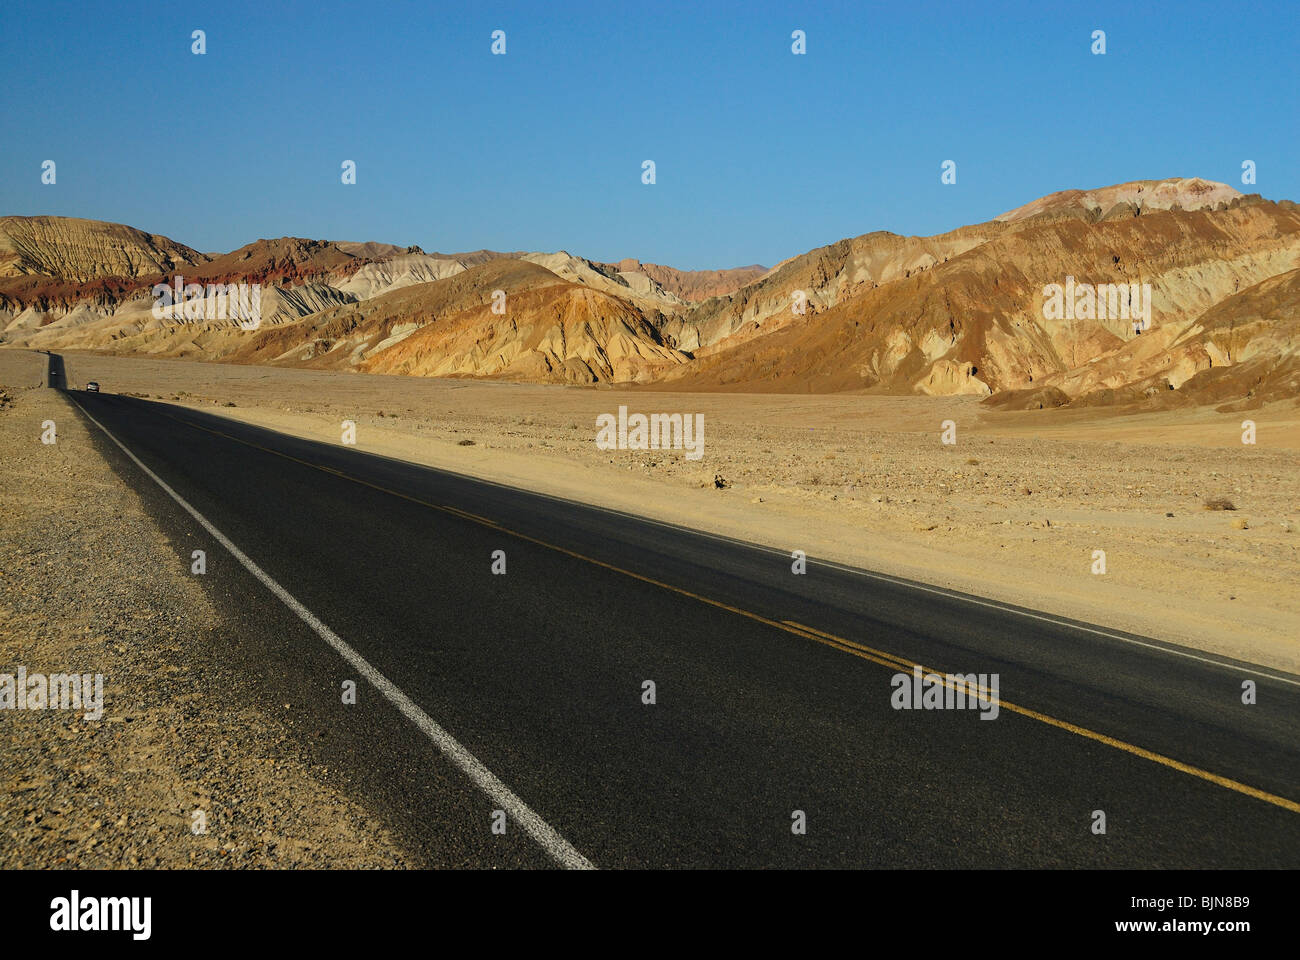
226 259 688 384
360 285 686 384
1147 266 1300 409
0 215 205 281
184 237 361 286
2 177 1297 407
0 235 465 349
995 177 1243 223
597 259 767 302
515 252 686 313
334 240 423 260
656 194 1300 403
426 249 527 266
0 234 365 327
660 223 1005 353
334 254 471 300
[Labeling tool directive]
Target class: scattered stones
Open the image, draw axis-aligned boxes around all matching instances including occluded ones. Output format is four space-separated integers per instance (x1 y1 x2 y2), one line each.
0 363 410 869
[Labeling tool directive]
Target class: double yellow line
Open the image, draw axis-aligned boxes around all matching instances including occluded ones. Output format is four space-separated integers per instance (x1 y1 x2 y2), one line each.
149 404 1300 816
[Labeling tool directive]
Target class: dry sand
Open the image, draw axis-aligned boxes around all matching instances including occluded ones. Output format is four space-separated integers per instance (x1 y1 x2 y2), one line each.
27 349 1300 674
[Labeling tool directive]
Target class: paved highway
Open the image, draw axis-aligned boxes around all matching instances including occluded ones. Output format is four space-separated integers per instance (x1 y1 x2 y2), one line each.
54 355 1300 868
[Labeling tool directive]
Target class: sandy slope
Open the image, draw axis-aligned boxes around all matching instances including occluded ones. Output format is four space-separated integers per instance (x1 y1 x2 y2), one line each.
38 349 1300 674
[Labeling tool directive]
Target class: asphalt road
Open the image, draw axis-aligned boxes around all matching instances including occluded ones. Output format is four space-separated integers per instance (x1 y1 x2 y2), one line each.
52 356 1300 868
44 351 65 389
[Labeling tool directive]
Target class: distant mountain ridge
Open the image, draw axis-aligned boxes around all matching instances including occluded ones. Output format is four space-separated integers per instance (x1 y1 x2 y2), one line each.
2 177 1297 409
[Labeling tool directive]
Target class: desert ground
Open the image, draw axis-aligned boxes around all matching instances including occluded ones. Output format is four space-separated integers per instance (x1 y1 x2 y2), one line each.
14 348 1298 675
0 349 410 866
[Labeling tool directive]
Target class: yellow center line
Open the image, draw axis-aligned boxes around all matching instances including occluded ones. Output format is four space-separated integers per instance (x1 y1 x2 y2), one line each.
783 620 917 669
149 405 1300 815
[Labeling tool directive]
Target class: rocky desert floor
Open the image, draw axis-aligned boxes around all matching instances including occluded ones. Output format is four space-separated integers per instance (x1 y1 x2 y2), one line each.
0 349 409 867
18 348 1299 676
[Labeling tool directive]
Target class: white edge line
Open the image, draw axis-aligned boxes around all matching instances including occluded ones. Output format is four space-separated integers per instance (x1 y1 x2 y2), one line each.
806 557 1300 688
70 395 595 870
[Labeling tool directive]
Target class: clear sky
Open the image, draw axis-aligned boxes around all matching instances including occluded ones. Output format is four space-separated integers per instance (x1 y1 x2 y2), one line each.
1 0 1295 269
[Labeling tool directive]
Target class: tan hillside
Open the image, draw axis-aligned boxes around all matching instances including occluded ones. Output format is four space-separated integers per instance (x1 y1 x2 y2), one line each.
410 249 694 313
225 259 688 384
334 240 422 259
182 237 361 286
517 252 687 313
2 177 1297 408
3 281 360 359
360 284 687 384
1158 267 1300 409
995 177 1244 223
655 200 1300 401
0 215 206 281
0 233 365 326
334 253 471 300
661 224 1007 353
598 259 767 302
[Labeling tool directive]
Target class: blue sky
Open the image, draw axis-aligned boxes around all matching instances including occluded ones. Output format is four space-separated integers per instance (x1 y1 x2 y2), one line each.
1 0 1295 269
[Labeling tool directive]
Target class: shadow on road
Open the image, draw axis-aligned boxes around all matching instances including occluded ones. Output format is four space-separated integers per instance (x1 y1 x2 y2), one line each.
46 351 66 389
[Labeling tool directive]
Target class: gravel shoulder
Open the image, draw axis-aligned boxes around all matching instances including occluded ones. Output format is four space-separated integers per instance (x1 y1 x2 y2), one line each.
0 350 411 868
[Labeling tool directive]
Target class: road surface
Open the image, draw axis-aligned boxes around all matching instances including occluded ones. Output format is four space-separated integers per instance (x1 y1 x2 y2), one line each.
51 355 1300 868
